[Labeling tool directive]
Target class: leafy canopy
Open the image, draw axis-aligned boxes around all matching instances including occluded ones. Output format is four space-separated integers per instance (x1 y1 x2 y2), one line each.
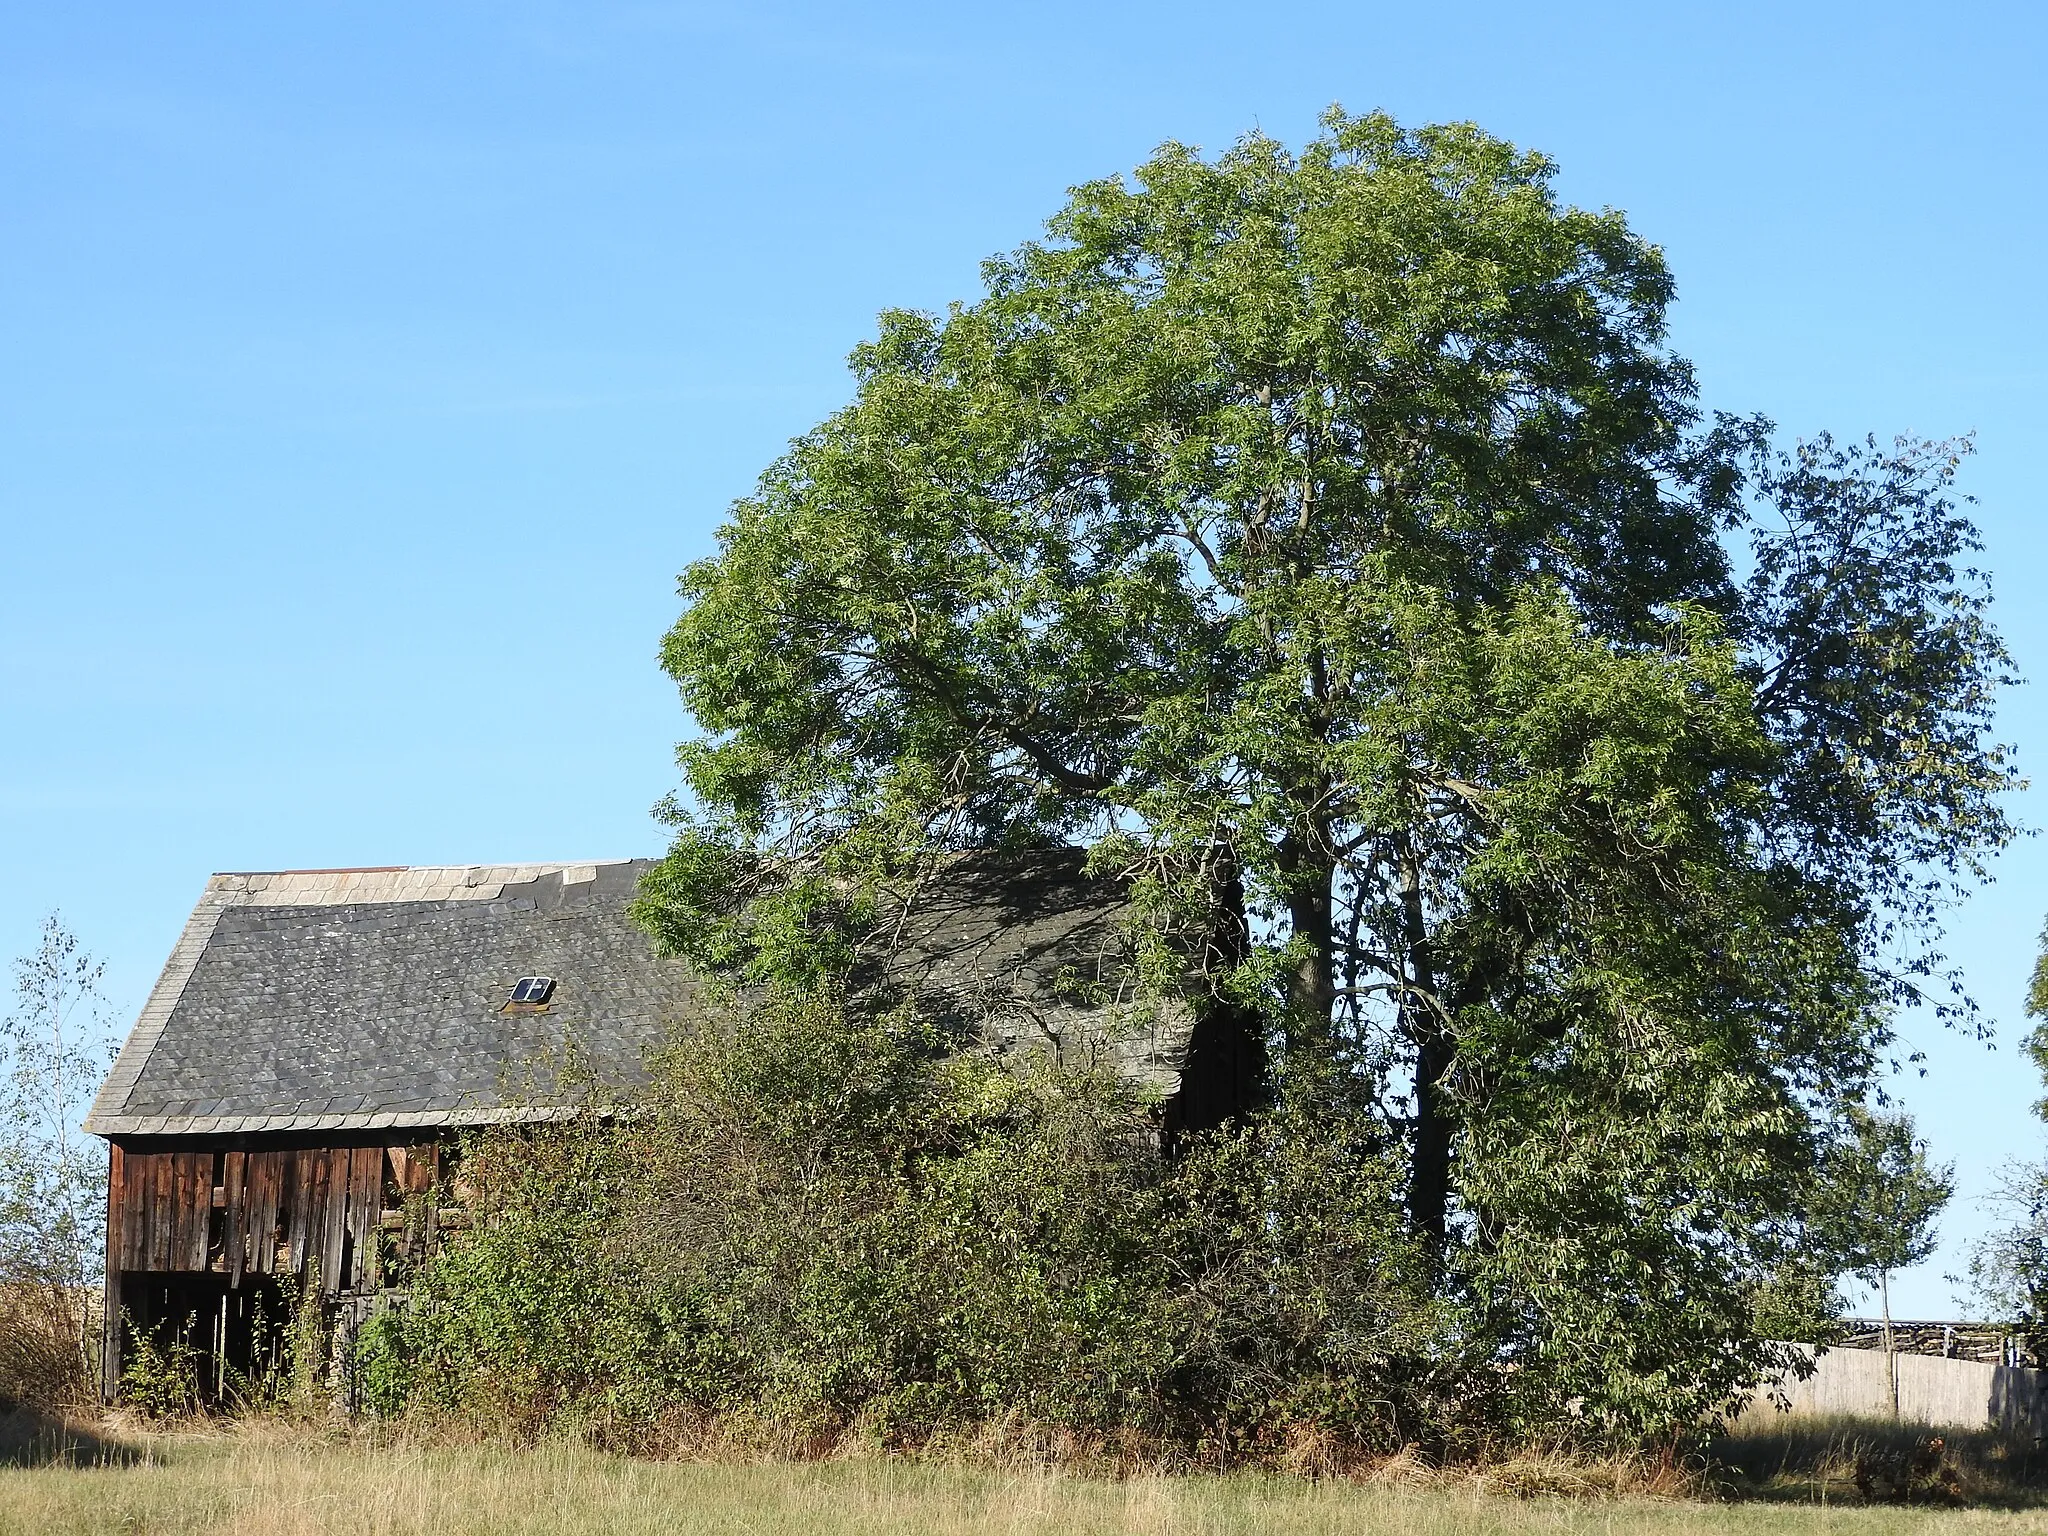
1809 1106 1953 1291
637 109 2016 1436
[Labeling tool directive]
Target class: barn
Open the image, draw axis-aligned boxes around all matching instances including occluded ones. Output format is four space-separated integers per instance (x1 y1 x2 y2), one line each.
84 852 1258 1404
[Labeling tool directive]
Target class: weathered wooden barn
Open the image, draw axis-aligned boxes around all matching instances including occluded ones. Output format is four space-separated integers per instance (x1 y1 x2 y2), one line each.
85 852 1257 1403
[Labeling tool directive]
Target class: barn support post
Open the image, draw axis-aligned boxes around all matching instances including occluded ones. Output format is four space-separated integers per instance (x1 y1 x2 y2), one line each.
100 1142 124 1403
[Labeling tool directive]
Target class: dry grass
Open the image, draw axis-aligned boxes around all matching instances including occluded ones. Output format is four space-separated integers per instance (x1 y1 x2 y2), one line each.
1713 1414 2048 1506
7 1423 2048 1536
0 1280 96 1410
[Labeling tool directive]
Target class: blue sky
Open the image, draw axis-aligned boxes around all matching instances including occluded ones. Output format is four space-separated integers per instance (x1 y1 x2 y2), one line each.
3 1 2043 1314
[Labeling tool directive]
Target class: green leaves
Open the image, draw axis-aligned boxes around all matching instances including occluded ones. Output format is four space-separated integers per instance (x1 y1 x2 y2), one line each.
652 108 1721 879
1741 433 2019 1032
637 110 2017 1443
379 997 1451 1457
1809 1106 1953 1286
2 915 113 1298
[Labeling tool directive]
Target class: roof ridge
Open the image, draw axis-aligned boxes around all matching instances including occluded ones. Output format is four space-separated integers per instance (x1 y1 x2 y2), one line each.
97 861 658 925
217 858 638 876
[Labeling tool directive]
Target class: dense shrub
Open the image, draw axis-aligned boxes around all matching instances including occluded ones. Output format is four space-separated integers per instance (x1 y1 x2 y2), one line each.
362 997 1460 1461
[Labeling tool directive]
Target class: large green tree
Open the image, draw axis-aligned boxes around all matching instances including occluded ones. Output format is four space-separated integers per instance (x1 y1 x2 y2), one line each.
637 111 2014 1422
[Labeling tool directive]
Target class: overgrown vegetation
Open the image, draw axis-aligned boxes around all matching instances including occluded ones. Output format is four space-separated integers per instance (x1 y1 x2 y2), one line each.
117 1272 328 1421
362 996 1466 1464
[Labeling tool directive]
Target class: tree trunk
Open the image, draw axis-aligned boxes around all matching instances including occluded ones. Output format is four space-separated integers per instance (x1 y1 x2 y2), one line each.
1277 834 1336 1048
1162 855 1269 1148
1397 832 1452 1259
1881 1268 1898 1421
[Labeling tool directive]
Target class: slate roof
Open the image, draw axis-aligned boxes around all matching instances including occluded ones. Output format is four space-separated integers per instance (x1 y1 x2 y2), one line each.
86 852 1177 1139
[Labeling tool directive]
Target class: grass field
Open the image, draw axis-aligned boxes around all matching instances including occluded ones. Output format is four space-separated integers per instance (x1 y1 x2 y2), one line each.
8 1418 2048 1536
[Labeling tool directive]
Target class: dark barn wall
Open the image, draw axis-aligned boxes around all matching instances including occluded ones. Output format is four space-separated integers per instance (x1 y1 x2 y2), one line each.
102 1136 449 1403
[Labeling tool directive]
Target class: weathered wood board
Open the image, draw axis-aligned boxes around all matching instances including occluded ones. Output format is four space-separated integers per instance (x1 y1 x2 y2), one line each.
111 1141 425 1295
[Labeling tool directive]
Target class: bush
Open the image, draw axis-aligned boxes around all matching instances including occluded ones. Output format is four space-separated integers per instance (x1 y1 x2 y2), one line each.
118 1309 205 1418
363 995 1457 1463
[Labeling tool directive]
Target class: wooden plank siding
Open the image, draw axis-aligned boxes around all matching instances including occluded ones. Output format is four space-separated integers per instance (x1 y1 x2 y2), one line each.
345 1146 383 1293
246 1150 282 1278
222 1150 247 1287
284 1149 311 1278
111 1141 429 1297
172 1151 212 1271
146 1152 174 1271
317 1149 347 1294
114 1143 141 1277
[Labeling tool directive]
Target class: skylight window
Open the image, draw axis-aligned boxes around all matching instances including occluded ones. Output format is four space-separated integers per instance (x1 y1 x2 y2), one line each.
509 976 555 1006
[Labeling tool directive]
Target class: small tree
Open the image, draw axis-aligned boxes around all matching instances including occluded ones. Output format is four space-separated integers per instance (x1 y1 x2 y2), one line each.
1810 1105 1952 1418
1969 1164 2048 1351
0 914 115 1404
1966 919 2048 1357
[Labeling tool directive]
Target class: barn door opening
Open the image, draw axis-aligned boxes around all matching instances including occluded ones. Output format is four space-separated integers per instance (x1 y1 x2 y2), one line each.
115 1271 302 1410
